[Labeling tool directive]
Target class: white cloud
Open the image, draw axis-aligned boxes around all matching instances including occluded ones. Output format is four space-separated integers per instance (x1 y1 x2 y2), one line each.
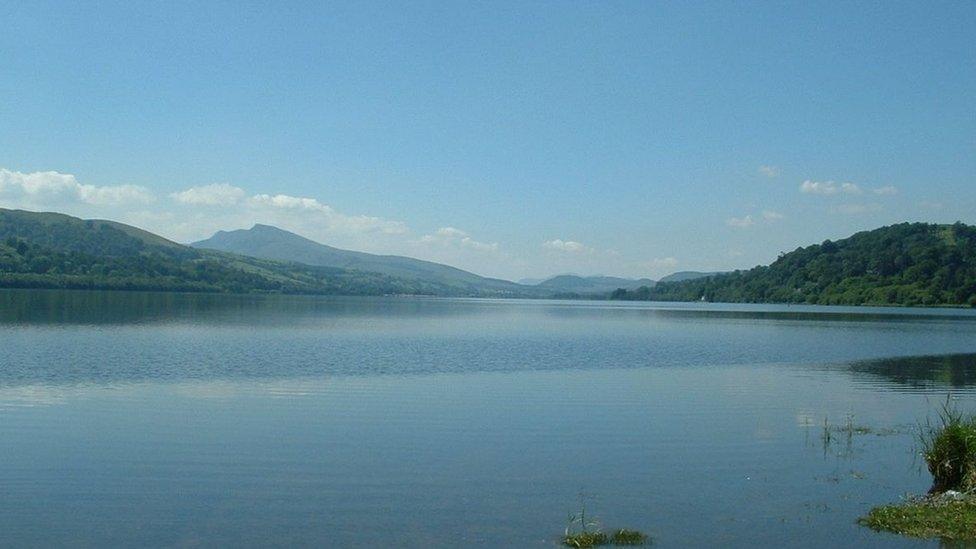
728 209 784 228
170 183 245 205
872 185 898 195
433 227 469 239
418 226 499 252
726 215 755 228
758 165 780 178
647 257 678 269
920 200 944 211
0 168 154 206
542 239 593 253
799 180 862 195
247 193 407 235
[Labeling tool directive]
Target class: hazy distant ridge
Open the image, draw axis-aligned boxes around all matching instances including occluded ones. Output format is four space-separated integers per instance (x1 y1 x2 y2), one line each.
192 224 531 295
529 274 655 295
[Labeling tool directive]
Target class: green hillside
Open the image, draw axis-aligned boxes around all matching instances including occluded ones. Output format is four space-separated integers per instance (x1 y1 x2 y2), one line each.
611 223 976 307
192 224 532 295
0 209 487 296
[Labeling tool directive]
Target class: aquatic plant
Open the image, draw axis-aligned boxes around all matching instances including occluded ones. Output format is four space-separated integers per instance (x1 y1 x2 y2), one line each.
859 397 976 541
564 492 604 547
920 397 976 493
562 493 650 547
609 528 648 545
563 531 610 548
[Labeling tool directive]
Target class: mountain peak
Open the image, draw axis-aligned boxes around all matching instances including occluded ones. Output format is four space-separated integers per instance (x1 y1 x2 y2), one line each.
191 224 532 294
249 223 288 233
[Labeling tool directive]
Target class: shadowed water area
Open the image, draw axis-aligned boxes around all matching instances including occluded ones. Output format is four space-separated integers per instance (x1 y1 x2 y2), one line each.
1 289 975 547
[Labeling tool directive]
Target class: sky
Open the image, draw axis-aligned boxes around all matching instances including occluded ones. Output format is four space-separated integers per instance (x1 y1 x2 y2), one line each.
0 1 973 281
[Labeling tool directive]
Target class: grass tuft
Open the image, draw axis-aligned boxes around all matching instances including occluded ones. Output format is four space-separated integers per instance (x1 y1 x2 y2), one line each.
563 531 610 547
920 398 976 493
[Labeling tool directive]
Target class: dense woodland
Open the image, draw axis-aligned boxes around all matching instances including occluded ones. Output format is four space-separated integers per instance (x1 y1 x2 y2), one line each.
611 223 976 307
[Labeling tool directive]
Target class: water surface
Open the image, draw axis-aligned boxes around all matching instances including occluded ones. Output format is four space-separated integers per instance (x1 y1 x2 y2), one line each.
1 290 975 547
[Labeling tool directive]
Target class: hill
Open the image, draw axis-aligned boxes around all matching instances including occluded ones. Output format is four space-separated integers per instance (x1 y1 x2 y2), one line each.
657 271 724 283
0 209 506 296
611 223 976 307
192 224 532 295
532 274 655 295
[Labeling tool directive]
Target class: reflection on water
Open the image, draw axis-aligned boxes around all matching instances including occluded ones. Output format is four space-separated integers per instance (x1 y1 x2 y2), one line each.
849 354 976 391
2 288 975 327
0 289 975 547
2 289 976 389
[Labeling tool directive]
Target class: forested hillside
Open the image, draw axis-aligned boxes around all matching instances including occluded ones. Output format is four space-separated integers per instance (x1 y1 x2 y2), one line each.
611 223 976 307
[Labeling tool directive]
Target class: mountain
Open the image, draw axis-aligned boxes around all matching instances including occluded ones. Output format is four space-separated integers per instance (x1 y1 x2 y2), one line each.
192 224 532 296
0 208 509 296
658 271 724 283
532 274 655 295
611 223 976 307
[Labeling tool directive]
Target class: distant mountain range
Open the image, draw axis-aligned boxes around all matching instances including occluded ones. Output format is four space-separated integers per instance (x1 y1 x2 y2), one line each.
4 208 971 306
522 274 656 295
611 223 976 307
0 209 533 297
192 224 529 295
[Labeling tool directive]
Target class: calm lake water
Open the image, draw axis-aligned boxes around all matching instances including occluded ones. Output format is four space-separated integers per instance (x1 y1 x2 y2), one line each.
1 289 975 547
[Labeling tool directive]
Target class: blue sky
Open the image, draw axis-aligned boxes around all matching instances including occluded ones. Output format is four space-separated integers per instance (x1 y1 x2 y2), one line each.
1 1 973 280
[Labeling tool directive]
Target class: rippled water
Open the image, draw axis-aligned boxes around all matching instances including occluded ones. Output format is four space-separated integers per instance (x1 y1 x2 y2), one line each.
1 289 975 547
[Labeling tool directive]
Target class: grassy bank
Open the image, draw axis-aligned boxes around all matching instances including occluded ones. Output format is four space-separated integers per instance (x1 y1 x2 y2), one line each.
859 495 976 541
860 400 976 541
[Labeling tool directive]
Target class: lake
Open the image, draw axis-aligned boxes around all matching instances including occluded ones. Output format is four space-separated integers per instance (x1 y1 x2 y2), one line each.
1 289 975 547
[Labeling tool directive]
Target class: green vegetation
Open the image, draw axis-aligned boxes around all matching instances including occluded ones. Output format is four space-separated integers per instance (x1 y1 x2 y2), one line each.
860 400 976 541
562 530 649 548
921 401 976 493
609 529 649 545
611 223 976 307
0 208 481 296
563 531 611 548
859 496 976 541
563 495 650 547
